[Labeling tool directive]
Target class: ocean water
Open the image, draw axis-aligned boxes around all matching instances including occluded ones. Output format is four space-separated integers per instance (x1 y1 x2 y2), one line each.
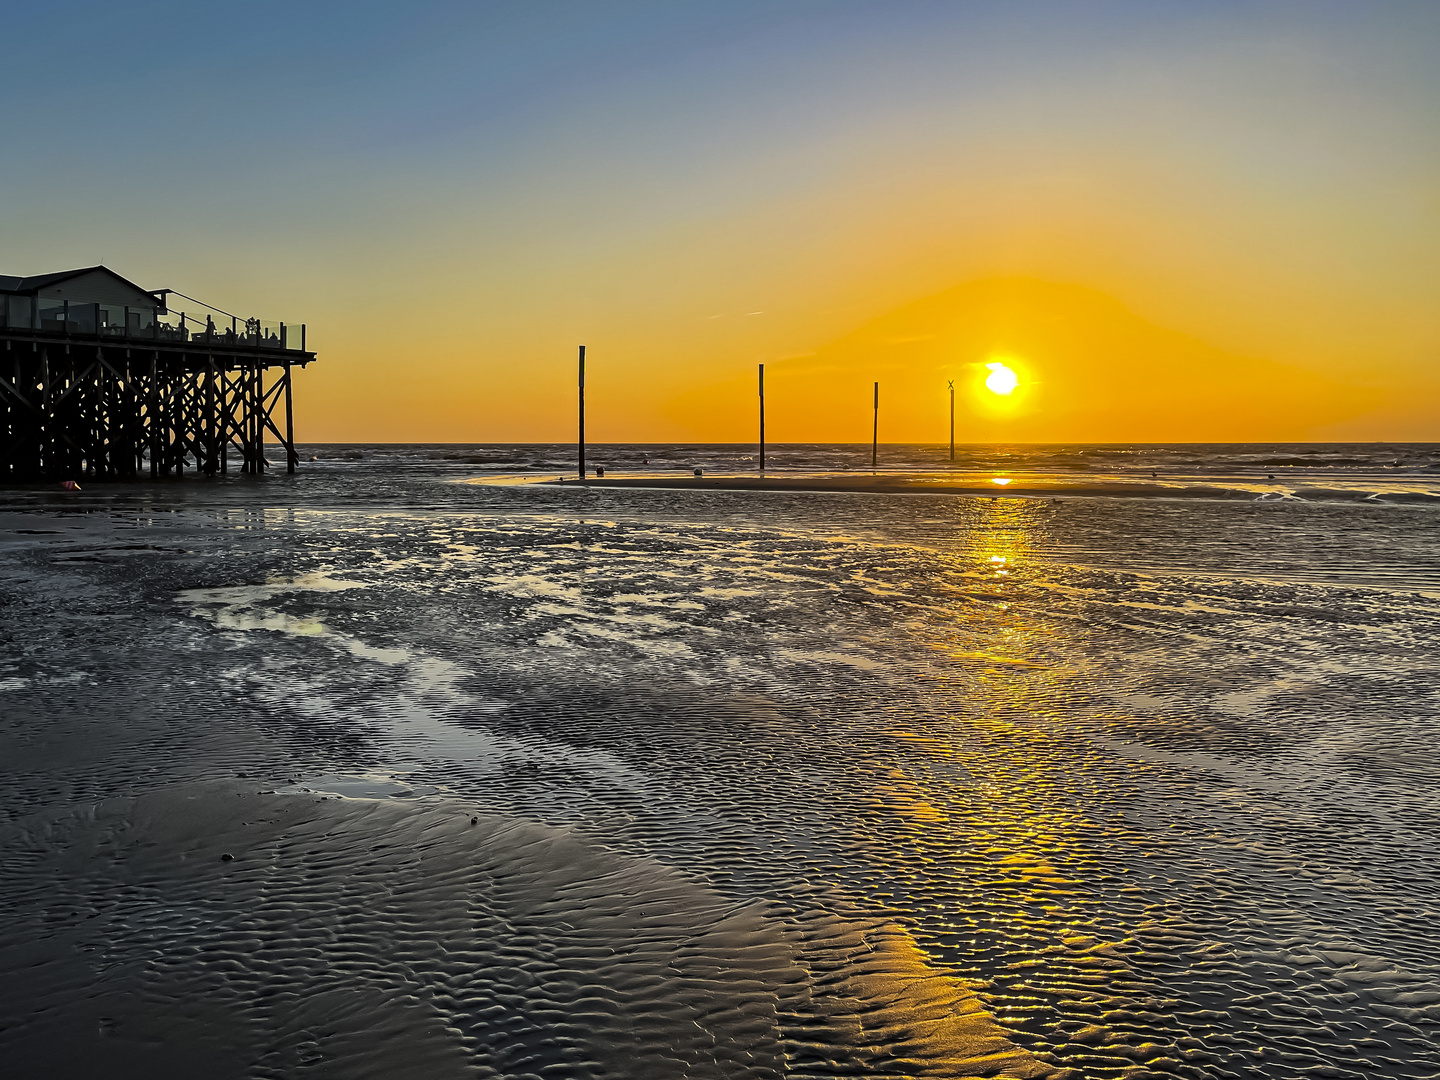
1 443 1438 1078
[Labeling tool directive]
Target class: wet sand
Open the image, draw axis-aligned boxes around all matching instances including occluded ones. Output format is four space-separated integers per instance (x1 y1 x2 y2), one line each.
550 471 1198 499
543 471 1440 504
3 464 1439 1078
3 782 1047 1079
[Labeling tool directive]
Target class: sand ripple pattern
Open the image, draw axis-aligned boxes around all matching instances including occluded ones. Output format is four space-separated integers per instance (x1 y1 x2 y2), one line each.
0 785 1048 1079
1 490 1438 1077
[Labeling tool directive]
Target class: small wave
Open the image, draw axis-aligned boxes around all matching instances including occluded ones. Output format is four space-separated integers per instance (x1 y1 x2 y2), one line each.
1364 490 1440 504
1250 456 1376 467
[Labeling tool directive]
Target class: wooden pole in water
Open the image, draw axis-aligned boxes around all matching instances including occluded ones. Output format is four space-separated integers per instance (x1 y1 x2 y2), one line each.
758 363 765 473
948 380 954 462
872 381 879 471
577 344 586 480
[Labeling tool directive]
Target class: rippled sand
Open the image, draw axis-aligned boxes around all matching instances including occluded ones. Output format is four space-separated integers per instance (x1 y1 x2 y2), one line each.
4 784 1051 1078
1 480 1438 1078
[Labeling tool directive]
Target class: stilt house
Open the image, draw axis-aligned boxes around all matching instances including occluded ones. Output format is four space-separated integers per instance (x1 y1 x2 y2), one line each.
0 266 315 479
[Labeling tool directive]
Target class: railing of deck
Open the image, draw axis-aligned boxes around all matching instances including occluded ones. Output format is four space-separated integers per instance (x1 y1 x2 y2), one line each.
0 295 306 351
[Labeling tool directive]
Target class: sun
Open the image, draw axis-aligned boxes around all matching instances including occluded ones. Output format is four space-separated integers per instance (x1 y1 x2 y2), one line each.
984 361 1019 396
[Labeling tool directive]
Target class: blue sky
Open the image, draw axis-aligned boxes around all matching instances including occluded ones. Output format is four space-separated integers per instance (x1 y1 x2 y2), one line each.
4 2 1438 440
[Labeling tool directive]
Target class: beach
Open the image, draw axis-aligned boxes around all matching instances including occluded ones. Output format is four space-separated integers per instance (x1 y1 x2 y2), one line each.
2 443 1439 1078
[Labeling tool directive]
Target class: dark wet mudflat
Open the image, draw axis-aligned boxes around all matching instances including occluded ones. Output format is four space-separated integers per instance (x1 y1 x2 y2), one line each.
1 448 1438 1078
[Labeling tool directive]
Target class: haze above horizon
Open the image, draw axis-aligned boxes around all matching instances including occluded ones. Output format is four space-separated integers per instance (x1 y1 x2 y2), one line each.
3 1 1437 443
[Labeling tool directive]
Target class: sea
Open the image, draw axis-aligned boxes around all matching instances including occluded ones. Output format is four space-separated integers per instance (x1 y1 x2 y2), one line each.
1 442 1437 1079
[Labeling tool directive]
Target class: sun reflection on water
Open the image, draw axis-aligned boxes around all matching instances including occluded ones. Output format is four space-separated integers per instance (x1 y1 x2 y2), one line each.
960 496 1043 576
822 495 1172 1070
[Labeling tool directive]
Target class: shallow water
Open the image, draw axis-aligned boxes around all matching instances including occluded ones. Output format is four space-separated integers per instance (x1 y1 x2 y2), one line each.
1 444 1438 1078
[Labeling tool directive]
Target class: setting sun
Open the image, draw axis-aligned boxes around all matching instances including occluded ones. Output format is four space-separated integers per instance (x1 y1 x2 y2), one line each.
985 362 1019 396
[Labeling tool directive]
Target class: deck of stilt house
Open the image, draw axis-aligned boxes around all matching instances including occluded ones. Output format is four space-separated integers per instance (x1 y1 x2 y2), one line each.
0 266 315 480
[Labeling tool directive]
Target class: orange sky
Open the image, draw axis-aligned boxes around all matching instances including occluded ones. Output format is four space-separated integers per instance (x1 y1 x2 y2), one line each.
4 2 1438 443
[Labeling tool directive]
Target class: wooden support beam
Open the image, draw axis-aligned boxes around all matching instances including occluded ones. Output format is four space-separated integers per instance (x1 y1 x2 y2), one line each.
255 363 265 473
284 360 295 473
149 354 160 479
0 329 315 479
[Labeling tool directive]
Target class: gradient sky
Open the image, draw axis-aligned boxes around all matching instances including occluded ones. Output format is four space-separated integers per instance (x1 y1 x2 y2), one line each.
3 1 1438 443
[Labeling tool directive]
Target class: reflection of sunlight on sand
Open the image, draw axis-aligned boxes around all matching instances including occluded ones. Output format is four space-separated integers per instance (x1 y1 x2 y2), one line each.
861 715 1140 1033
931 498 1055 673
872 768 950 824
838 502 1154 1043
965 497 1038 571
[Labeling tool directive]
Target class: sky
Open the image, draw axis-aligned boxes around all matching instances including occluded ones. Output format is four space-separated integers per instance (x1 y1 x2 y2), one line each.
2 0 1438 443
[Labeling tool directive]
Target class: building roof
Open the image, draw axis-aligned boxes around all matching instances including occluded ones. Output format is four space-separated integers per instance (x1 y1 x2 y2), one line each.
0 265 163 302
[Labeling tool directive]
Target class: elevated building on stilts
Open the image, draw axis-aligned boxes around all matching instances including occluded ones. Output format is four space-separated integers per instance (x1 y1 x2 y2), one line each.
0 266 315 480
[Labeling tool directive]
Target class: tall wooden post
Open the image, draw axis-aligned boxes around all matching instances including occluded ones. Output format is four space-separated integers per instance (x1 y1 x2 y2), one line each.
244 363 254 474
176 367 187 477
240 364 249 474
148 354 159 478
872 381 879 471
252 364 260 474
284 360 295 473
948 380 954 462
758 363 765 472
40 349 50 476
205 361 217 474
220 369 229 474
255 364 265 472
251 363 260 474
577 344 586 480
